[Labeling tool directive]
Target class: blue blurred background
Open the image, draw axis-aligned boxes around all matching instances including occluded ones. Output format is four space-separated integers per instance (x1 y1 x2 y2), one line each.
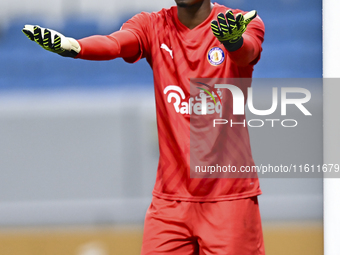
0 0 322 91
0 1 323 254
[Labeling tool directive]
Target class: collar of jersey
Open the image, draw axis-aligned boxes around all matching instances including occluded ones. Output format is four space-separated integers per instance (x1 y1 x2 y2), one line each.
173 2 220 35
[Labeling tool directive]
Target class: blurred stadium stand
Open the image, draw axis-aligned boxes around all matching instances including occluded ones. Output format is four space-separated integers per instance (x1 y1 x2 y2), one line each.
0 0 323 254
0 0 322 91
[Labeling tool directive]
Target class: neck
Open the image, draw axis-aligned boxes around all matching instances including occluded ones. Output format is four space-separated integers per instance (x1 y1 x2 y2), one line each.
177 1 214 29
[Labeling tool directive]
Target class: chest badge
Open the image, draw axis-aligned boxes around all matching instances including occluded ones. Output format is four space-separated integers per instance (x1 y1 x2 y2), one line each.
207 47 225 66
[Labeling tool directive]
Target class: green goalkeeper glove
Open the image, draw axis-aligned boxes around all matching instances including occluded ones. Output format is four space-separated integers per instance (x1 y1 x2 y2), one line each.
22 25 81 58
211 10 257 52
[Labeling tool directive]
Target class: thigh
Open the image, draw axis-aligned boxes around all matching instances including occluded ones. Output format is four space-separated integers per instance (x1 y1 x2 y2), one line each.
141 196 199 255
194 196 265 255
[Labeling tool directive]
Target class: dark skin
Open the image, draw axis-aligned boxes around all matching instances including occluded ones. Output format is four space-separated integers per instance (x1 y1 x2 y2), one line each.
175 0 214 29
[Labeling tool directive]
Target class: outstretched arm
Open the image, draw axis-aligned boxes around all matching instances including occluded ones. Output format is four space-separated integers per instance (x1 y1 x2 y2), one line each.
76 30 140 60
22 25 141 61
227 31 263 67
211 10 264 67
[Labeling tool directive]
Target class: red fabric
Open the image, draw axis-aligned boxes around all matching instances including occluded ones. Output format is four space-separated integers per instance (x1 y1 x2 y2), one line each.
121 3 265 202
76 30 140 60
228 14 265 66
141 196 265 255
76 3 265 202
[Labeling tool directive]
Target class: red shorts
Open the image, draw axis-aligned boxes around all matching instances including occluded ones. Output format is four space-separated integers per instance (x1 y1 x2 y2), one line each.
141 196 265 255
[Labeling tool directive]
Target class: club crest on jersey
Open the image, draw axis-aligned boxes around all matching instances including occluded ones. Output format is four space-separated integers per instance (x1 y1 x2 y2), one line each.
207 47 225 66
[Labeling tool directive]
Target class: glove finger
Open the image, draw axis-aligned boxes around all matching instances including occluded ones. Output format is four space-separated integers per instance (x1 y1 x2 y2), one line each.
43 29 53 49
225 10 237 33
53 34 63 52
211 20 222 38
244 10 257 26
22 29 34 41
217 13 229 35
33 26 44 46
235 13 244 29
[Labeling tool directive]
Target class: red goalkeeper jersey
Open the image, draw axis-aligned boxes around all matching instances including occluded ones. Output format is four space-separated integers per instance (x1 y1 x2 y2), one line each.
120 3 265 202
79 3 265 202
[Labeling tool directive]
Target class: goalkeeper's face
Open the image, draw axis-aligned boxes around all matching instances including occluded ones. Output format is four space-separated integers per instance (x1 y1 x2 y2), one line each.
175 0 205 8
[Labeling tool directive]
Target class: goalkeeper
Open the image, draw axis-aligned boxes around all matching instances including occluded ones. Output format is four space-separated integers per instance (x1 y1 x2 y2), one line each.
23 1 265 254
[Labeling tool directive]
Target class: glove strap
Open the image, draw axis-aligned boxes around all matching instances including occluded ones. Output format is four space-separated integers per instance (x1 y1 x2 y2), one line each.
222 36 244 52
58 50 79 58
